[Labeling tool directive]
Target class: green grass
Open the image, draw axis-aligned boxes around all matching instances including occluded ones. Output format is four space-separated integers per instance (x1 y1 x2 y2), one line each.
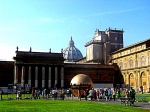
135 94 150 101
0 100 149 112
120 93 150 102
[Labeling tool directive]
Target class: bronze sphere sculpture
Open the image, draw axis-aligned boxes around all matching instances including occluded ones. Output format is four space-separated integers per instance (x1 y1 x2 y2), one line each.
70 74 93 98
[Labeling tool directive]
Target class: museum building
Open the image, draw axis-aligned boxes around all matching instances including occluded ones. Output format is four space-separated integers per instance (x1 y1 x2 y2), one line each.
111 39 150 92
0 28 125 90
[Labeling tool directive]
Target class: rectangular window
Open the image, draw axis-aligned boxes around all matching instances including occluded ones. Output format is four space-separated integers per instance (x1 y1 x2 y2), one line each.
115 37 117 41
120 52 122 56
143 82 146 86
131 82 134 86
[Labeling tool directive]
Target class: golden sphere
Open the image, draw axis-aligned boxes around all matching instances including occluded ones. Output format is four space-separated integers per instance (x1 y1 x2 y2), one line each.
70 74 93 96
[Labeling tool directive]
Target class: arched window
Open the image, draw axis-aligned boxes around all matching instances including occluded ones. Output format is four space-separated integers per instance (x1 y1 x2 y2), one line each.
119 61 123 69
129 74 134 86
129 58 134 68
140 55 146 67
124 61 127 69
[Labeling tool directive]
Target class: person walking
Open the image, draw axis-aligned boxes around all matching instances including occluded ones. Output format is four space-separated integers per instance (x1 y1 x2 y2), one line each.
100 88 105 100
130 87 136 102
32 88 35 100
96 89 100 101
105 89 108 101
112 89 116 101
17 89 21 100
107 88 112 101
84 89 87 101
89 88 94 101
125 89 129 98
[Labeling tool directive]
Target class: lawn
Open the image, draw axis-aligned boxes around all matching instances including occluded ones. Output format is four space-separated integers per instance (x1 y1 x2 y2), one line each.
0 99 149 112
120 93 150 102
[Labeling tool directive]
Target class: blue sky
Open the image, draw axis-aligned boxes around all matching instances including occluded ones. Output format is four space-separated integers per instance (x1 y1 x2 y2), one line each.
0 0 150 60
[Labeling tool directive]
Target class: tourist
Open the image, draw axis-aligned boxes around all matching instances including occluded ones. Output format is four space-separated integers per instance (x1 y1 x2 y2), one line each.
34 89 37 99
100 88 105 100
32 88 35 99
37 89 41 99
93 89 96 101
105 89 108 101
117 89 121 98
89 88 94 101
112 89 116 101
130 87 136 101
84 89 87 101
125 89 129 98
96 89 100 101
108 88 112 101
44 89 47 98
17 89 21 100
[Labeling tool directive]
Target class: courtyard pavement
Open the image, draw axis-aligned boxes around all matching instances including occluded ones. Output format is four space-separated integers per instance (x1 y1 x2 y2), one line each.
66 97 150 110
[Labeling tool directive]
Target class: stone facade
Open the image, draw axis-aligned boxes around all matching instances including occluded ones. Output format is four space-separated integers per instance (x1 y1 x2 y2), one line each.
111 39 150 92
13 51 64 89
0 52 123 89
85 28 123 64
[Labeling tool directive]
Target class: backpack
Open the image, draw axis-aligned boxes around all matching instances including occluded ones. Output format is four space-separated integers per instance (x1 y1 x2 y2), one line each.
130 89 135 96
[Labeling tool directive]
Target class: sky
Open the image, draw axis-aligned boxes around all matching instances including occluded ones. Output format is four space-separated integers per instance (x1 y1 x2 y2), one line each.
0 0 150 61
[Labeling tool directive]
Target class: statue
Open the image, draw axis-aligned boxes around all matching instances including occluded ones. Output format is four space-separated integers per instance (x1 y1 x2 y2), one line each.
16 46 19 52
30 47 32 52
61 48 63 53
49 48 51 53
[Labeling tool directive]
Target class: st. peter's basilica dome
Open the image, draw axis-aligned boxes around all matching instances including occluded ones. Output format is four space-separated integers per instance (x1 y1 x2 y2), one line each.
63 37 83 62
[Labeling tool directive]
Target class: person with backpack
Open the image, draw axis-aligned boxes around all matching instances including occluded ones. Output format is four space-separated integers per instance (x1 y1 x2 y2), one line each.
130 87 136 102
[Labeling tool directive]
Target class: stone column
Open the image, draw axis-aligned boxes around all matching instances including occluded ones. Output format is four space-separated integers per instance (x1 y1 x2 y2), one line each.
28 66 31 87
55 67 58 85
21 66 25 88
138 71 141 87
149 72 150 92
137 71 141 92
127 72 130 86
14 65 18 84
48 67 51 88
61 67 64 88
135 71 138 91
42 67 45 88
147 70 150 92
35 67 38 88
123 73 126 84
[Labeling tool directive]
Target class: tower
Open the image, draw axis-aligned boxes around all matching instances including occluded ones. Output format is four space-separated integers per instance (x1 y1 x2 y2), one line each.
85 28 124 64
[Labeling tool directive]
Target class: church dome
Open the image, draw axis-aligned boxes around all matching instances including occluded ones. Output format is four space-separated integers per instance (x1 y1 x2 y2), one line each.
63 37 83 62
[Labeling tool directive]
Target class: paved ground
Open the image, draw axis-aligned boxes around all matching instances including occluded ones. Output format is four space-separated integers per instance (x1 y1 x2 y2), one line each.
66 97 150 110
100 100 150 109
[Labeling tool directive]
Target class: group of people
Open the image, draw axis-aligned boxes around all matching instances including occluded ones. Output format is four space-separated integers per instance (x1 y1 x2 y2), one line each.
31 88 41 99
83 87 136 102
86 88 118 101
16 87 136 102
31 88 68 100
125 87 136 101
